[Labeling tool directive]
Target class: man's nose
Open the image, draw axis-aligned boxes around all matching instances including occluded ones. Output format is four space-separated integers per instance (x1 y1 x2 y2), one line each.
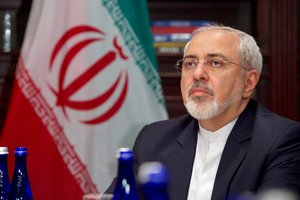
192 62 208 81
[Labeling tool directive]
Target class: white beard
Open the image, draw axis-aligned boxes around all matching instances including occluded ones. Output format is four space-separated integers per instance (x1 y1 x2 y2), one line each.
184 81 243 120
185 96 219 120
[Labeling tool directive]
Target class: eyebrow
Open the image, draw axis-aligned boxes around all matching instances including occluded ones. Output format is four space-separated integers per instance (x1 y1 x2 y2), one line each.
183 55 198 60
183 53 229 60
206 53 228 60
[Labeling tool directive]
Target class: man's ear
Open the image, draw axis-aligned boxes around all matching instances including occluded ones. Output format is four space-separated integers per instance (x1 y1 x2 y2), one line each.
243 70 260 99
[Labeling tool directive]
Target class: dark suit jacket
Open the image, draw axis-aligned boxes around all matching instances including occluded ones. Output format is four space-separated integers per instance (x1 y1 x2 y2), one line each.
132 99 300 200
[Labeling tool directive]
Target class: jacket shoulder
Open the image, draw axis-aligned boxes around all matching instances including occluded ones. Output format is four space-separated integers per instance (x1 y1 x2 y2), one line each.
133 114 197 162
254 102 300 132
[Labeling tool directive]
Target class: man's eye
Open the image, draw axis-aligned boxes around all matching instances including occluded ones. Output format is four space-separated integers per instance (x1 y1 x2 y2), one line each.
210 59 223 68
184 61 197 69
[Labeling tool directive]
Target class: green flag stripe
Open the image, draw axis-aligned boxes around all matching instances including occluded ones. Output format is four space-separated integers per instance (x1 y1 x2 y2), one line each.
116 0 157 68
102 0 165 104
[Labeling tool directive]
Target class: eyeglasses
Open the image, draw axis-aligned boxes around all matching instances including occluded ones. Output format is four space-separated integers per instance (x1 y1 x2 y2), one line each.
175 57 242 72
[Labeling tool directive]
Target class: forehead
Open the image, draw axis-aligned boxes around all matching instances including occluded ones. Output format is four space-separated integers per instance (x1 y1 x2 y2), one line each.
185 29 240 59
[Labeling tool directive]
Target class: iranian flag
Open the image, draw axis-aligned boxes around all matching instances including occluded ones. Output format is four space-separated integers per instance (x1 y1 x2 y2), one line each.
0 0 168 199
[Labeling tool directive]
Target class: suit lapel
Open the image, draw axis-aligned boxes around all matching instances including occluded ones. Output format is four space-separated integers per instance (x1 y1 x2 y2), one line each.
212 100 257 200
211 141 250 200
163 117 199 200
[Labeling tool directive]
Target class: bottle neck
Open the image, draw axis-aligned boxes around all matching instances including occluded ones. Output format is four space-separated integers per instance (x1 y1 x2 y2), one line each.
0 154 8 170
0 154 9 180
0 154 8 162
117 159 134 177
14 155 28 172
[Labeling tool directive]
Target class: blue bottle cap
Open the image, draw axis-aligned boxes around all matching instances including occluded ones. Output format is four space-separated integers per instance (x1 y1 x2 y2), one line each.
138 162 169 185
117 147 133 159
14 147 28 156
0 147 8 155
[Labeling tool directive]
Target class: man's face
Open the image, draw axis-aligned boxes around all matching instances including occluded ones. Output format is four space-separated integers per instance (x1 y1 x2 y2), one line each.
180 30 246 120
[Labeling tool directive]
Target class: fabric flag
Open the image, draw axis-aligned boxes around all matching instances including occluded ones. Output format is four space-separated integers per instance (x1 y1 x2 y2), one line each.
0 0 168 199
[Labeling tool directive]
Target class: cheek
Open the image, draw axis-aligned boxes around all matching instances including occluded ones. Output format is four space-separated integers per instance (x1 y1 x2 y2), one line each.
212 76 243 100
180 76 190 100
208 76 229 99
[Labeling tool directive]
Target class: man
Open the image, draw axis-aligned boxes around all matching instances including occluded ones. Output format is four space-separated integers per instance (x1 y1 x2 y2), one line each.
107 25 300 200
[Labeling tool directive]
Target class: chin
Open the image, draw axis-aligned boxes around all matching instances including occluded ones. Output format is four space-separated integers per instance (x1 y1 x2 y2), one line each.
184 98 219 120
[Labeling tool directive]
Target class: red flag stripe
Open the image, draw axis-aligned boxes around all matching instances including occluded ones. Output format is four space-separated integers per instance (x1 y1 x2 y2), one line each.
15 56 99 194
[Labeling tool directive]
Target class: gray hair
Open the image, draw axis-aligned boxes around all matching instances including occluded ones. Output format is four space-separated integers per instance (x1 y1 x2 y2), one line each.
187 24 263 75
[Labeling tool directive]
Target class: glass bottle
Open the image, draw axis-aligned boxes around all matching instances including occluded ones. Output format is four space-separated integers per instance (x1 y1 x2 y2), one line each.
138 162 170 200
112 148 138 200
0 147 10 200
9 147 33 200
0 10 17 53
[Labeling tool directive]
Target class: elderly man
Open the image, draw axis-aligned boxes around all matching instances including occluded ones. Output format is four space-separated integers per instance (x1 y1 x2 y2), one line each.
108 25 300 200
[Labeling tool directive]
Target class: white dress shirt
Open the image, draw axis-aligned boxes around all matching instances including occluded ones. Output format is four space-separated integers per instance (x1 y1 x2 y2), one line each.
187 118 238 200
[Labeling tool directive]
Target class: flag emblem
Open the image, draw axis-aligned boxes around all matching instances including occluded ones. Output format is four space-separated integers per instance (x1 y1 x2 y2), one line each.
49 25 129 124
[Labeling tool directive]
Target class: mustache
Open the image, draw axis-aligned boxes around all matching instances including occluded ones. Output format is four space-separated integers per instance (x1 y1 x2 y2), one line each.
188 81 214 96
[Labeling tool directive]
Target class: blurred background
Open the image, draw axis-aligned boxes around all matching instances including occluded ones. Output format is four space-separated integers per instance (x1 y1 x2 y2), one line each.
0 0 298 135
